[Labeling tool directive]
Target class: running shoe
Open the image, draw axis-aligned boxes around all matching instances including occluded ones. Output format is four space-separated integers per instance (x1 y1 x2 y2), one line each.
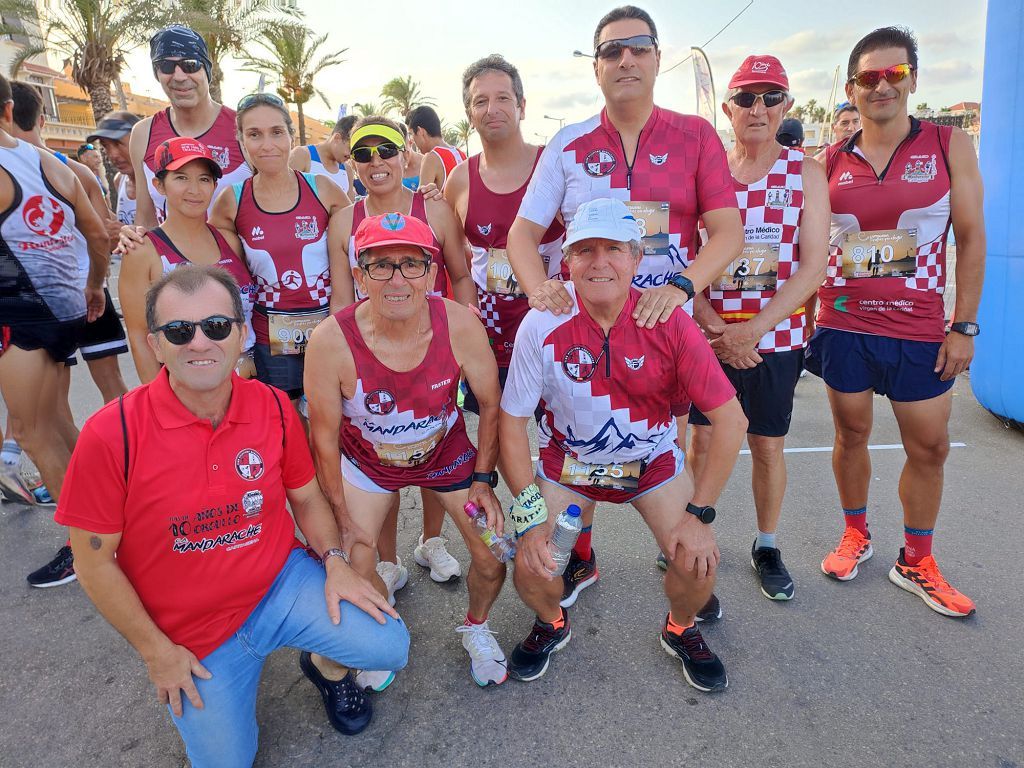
696 593 722 623
560 548 598 608
660 617 728 692
456 621 508 686
354 668 396 693
26 545 76 588
299 652 373 735
508 610 571 682
888 548 976 618
376 557 408 607
751 542 795 600
413 535 461 582
656 552 669 571
31 485 55 506
0 463 36 505
821 526 873 581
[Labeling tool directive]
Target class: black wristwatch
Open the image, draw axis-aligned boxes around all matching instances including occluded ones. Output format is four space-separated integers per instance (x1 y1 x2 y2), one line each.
685 502 716 524
667 273 695 301
949 321 980 337
472 471 499 488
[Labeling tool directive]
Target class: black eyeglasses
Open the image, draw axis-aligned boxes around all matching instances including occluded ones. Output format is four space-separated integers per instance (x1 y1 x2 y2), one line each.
153 315 240 345
594 34 658 61
154 58 204 75
351 143 403 163
237 92 286 110
730 90 788 109
362 259 430 281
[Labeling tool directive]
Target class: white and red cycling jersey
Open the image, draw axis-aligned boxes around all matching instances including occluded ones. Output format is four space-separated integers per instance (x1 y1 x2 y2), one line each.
517 106 736 292
818 118 953 342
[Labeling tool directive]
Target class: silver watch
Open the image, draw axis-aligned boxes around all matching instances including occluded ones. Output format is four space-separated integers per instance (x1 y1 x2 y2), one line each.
322 547 349 565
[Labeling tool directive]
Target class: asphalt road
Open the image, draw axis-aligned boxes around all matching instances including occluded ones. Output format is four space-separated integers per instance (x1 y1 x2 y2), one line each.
1 356 1022 768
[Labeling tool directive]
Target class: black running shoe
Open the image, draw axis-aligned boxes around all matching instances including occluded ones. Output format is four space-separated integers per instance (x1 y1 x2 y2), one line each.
751 542 795 601
299 651 373 735
560 548 598 608
26 545 76 588
508 610 571 682
696 593 722 623
660 618 728 692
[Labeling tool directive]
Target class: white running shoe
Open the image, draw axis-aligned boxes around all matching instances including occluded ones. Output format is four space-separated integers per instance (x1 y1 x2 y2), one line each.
354 668 396 692
376 557 409 606
413 535 462 582
456 621 508 686
0 463 36 505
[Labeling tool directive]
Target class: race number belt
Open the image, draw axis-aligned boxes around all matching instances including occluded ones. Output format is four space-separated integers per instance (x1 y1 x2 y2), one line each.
485 248 522 296
624 201 671 258
374 429 444 468
713 243 780 292
841 229 917 279
267 307 329 356
559 454 646 492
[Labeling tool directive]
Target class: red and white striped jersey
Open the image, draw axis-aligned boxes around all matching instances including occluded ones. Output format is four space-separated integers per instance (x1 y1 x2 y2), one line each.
431 145 467 189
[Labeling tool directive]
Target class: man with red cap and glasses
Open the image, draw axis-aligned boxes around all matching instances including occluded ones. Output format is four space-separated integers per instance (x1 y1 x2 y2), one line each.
809 26 985 618
687 55 829 601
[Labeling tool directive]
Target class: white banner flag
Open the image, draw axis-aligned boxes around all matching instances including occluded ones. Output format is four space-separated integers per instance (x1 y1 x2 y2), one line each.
691 47 716 128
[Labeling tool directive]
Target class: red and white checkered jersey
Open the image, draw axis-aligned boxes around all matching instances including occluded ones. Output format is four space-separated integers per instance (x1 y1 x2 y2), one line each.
517 107 736 292
699 147 807 353
818 118 953 342
502 283 735 466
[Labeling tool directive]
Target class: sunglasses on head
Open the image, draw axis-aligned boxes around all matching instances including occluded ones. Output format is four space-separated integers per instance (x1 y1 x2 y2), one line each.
594 34 658 61
351 142 403 163
237 92 286 111
155 58 204 75
154 315 239 345
848 63 914 89
730 90 788 109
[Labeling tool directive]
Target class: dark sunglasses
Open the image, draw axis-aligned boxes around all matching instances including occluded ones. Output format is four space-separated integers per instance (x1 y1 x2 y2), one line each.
237 92 286 110
351 143 403 163
154 315 240 345
848 63 914 89
363 259 430 281
730 90 788 109
154 58 204 75
594 34 658 61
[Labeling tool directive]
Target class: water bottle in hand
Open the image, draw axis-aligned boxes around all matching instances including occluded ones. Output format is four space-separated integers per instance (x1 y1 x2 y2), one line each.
548 504 583 576
464 502 516 563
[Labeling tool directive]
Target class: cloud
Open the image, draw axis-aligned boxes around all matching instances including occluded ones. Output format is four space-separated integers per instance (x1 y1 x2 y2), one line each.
789 68 839 94
924 59 978 85
543 90 597 112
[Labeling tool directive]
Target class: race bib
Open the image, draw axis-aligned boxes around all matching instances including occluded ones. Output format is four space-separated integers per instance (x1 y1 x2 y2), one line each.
625 201 671 258
713 243 780 292
485 248 521 295
374 429 444 468
841 229 917 279
268 308 329 356
559 455 645 492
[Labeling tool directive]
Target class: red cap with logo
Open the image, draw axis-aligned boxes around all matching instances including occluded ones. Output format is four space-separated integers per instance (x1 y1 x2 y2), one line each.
354 212 439 259
728 55 789 90
156 136 223 178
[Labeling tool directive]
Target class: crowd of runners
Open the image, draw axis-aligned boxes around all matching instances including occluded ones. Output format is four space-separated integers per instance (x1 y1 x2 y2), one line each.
0 5 986 765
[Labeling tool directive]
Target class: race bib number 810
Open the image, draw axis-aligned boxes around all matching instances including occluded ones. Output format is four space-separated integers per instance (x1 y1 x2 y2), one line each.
841 229 917 279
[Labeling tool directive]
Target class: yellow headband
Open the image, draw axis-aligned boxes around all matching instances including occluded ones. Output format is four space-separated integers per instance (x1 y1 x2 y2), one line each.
350 124 406 151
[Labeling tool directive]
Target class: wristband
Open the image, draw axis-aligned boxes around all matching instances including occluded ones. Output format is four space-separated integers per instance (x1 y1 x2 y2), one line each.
509 483 549 538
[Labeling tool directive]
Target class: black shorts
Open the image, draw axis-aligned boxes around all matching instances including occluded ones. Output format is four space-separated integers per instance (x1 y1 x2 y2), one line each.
0 317 84 363
70 288 127 362
253 343 305 399
463 366 544 422
690 348 804 437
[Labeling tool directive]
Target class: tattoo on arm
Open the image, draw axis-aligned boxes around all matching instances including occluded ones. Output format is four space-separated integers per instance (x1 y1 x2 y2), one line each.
89 536 102 551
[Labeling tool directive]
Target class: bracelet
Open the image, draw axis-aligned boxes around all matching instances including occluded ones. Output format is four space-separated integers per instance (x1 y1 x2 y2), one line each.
322 547 349 565
509 483 549 538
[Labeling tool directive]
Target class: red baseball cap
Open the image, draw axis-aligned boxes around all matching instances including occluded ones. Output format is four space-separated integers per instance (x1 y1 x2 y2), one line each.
354 213 439 259
156 136 223 178
728 55 789 90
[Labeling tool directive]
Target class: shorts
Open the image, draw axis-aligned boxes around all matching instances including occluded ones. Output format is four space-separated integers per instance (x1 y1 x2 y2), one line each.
341 451 475 495
253 343 305 399
537 443 684 505
464 367 545 422
689 348 804 437
0 317 84 363
68 288 127 363
804 327 953 402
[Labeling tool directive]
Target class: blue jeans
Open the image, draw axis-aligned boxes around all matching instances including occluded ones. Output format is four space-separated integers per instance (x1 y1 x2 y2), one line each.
170 549 410 767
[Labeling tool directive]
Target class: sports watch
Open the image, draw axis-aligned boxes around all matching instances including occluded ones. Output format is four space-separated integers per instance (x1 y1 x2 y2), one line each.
472 471 499 488
667 273 695 302
685 502 716 524
949 321 980 337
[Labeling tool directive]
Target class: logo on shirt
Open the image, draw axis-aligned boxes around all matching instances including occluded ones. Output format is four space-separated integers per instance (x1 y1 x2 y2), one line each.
834 295 849 312
235 449 265 481
583 149 617 178
624 355 645 370
649 153 668 166
901 155 937 184
766 187 793 208
242 489 264 518
477 223 492 236
431 378 453 390
251 226 265 241
294 216 320 241
281 269 302 289
751 60 771 74
365 389 396 415
23 195 65 236
562 345 598 382
838 171 854 186
207 145 230 169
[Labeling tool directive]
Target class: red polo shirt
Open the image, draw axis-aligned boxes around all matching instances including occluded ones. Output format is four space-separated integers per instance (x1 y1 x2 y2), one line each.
56 369 315 659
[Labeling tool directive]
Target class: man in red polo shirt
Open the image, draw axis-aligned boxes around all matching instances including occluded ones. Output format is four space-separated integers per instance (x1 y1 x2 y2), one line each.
57 265 409 766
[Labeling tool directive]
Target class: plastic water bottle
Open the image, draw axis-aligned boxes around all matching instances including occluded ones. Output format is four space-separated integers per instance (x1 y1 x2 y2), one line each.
464 502 516 563
548 504 583 576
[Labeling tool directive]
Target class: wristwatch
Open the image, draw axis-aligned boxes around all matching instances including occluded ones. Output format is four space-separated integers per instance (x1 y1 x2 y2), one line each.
667 273 695 302
949 321 980 337
472 471 499 488
322 547 350 565
685 502 717 524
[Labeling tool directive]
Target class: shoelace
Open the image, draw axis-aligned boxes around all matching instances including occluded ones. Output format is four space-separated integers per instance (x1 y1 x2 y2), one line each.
671 626 714 661
910 559 956 595
455 623 501 658
835 530 868 558
754 547 784 574
521 621 563 653
423 538 454 562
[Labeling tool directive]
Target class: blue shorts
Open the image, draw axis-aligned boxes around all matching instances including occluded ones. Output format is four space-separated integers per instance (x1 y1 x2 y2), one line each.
804 328 954 402
253 343 305 399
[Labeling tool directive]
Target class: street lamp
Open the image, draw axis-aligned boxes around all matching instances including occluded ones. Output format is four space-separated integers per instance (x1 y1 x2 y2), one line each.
544 115 566 130
572 50 591 58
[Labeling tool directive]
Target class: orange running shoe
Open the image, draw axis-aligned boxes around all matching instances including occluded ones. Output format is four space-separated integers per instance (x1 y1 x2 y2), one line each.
888 548 976 618
821 527 873 581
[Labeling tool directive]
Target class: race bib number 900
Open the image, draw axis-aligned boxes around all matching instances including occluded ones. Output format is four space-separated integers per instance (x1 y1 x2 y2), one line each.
713 243 780 292
559 455 645 491
841 229 917 279
268 308 329 356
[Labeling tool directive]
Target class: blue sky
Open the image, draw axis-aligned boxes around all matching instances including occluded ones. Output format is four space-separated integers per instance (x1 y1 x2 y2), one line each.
124 0 987 149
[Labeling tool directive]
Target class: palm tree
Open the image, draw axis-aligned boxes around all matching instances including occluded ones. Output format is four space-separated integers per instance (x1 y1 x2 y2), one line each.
353 101 382 117
453 119 473 154
238 21 346 145
379 75 434 120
